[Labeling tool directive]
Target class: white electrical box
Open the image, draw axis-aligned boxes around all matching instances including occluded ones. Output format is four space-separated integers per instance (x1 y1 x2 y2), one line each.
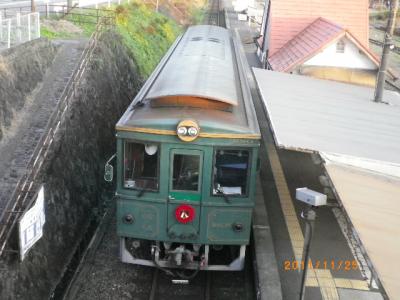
295 188 327 206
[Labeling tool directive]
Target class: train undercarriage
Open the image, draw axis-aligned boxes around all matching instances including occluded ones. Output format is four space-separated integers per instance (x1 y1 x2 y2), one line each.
120 237 246 273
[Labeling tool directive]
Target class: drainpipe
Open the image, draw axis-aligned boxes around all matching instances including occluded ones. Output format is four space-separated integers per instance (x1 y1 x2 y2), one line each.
374 0 398 102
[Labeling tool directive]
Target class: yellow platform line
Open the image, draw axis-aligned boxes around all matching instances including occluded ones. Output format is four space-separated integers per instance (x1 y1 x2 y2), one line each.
266 143 372 297
266 143 339 300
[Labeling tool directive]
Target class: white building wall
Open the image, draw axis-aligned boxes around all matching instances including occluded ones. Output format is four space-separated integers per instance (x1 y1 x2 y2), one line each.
303 37 377 70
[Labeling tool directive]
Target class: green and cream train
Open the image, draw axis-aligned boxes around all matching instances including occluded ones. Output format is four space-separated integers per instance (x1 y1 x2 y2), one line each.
107 25 261 273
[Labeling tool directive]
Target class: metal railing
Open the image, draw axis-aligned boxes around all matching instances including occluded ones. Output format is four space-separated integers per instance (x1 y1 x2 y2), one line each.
0 17 109 258
0 3 117 50
0 12 40 49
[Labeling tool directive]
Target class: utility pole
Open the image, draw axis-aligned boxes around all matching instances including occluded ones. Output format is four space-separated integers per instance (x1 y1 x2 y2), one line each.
68 0 73 11
31 0 36 12
374 0 399 102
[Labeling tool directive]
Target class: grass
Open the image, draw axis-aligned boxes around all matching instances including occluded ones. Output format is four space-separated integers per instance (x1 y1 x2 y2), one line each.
369 7 400 21
40 1 182 77
40 8 113 39
64 13 98 36
114 2 182 77
40 26 70 39
190 6 206 24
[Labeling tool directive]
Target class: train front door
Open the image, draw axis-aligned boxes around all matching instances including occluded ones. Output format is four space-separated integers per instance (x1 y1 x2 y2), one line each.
167 149 203 240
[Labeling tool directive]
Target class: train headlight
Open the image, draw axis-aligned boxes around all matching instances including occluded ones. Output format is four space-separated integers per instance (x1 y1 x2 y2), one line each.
188 127 198 136
176 120 200 142
177 126 187 136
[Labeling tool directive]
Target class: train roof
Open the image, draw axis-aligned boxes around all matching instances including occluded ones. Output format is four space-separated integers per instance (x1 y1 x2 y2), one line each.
116 25 260 140
146 26 239 106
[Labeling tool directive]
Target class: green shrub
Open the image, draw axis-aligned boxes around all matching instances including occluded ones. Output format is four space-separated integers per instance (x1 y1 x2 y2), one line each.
41 2 182 77
115 2 182 77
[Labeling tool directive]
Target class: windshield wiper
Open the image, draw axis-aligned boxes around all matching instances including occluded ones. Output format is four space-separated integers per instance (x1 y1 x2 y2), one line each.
137 181 148 198
216 187 231 204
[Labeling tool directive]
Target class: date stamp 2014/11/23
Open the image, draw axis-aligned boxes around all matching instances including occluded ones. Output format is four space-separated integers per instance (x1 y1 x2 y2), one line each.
284 259 358 271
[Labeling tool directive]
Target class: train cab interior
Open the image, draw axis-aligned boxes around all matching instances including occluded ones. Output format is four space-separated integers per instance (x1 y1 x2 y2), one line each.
123 141 159 191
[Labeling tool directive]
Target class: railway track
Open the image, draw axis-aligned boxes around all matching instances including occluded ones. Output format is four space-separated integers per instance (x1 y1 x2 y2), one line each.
369 38 400 55
206 0 225 27
148 269 211 300
148 257 255 300
386 78 400 92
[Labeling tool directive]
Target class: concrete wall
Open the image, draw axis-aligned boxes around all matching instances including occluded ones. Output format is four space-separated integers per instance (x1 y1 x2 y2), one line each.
0 31 142 300
298 66 377 87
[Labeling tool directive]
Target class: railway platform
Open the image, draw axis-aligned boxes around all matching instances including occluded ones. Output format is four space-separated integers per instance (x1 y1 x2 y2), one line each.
221 0 390 299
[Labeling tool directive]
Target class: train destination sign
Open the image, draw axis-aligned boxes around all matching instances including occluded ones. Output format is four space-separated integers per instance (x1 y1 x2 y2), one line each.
18 186 46 261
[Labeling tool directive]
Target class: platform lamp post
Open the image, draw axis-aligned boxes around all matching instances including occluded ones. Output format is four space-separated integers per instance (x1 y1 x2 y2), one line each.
295 188 327 300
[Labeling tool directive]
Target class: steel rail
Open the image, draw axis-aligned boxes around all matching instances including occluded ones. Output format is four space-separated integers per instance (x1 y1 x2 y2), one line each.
60 205 115 300
0 17 112 257
148 269 160 300
385 78 400 92
207 0 220 26
204 272 211 300
369 38 400 55
368 38 400 92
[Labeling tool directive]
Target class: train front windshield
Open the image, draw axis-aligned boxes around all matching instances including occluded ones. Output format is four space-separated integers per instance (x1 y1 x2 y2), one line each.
123 142 251 197
213 149 250 196
124 141 159 191
172 154 200 191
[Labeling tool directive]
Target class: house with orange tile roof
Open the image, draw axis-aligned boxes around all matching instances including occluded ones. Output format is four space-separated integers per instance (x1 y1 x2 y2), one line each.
256 0 396 86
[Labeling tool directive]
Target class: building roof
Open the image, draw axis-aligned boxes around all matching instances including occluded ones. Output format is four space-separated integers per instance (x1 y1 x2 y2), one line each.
268 0 369 56
268 18 343 72
268 18 385 74
253 68 400 164
324 161 400 300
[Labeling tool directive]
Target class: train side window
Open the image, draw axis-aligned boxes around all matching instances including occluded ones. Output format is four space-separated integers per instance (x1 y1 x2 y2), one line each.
213 149 250 196
172 154 200 191
124 141 159 191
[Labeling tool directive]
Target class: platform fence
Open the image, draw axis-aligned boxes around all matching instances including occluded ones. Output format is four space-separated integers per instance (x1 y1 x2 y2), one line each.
0 12 40 50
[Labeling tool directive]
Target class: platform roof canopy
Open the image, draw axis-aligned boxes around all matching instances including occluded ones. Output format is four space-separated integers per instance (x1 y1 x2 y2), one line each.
253 68 400 299
253 69 400 165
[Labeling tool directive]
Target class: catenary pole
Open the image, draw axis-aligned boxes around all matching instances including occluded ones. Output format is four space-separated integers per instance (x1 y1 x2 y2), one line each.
374 0 398 102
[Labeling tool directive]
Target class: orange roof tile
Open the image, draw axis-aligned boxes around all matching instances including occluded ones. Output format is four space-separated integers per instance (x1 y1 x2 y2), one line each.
269 18 344 72
268 0 369 55
267 17 399 80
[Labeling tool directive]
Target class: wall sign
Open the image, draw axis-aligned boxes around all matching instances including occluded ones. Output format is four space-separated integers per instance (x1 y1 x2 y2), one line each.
19 186 46 261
